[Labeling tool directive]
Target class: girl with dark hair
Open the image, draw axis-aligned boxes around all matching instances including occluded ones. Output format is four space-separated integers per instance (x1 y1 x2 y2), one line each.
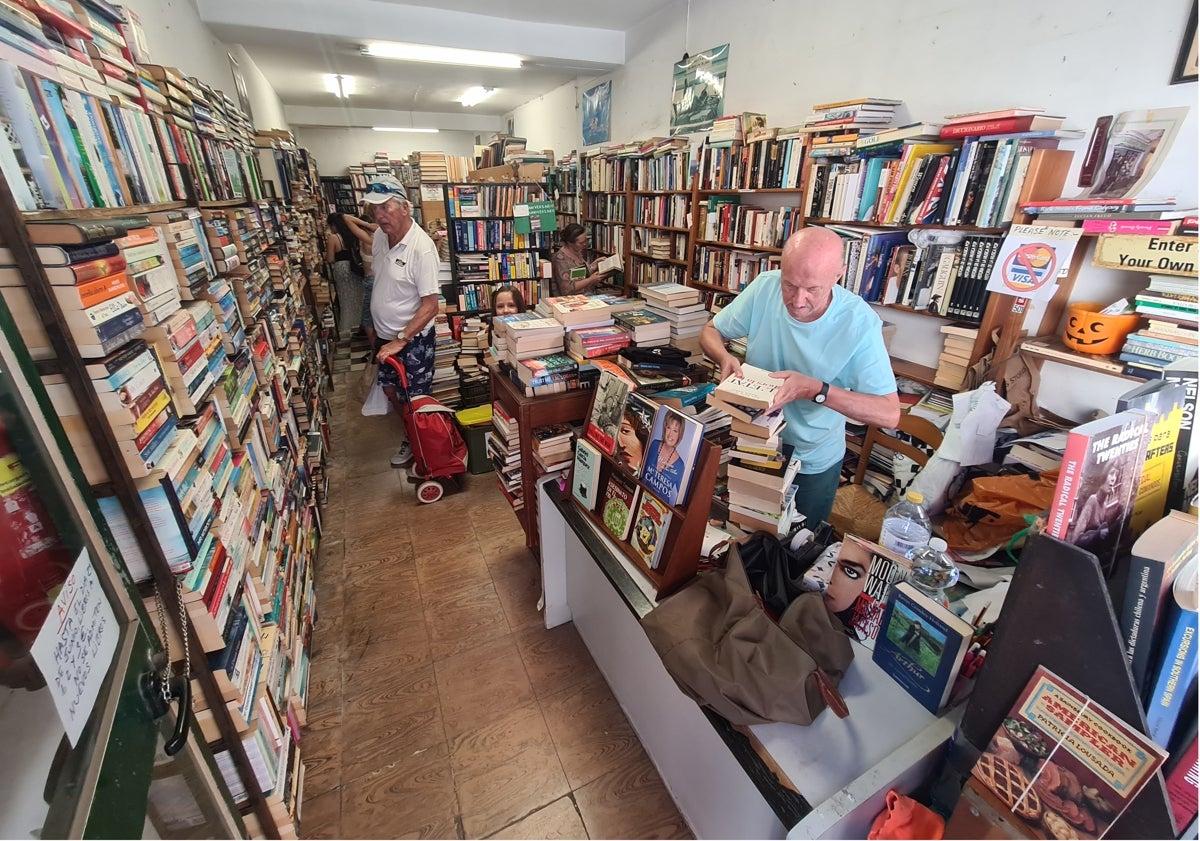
487 284 528 347
550 222 613 296
325 213 365 336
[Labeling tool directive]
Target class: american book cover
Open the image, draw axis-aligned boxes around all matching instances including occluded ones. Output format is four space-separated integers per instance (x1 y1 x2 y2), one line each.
872 582 974 713
970 666 1166 840
1046 409 1150 577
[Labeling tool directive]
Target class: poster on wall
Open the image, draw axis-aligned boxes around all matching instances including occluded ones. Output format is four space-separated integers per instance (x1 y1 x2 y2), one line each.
582 80 611 146
228 52 253 122
669 44 728 136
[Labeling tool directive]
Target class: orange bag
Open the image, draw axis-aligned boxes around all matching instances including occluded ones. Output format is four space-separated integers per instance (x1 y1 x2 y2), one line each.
942 472 1058 555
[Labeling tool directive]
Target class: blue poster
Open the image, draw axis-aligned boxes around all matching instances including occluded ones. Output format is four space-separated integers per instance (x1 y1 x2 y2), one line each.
582 80 611 146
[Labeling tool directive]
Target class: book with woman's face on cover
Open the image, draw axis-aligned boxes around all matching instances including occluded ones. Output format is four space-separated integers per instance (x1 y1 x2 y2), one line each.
639 404 703 507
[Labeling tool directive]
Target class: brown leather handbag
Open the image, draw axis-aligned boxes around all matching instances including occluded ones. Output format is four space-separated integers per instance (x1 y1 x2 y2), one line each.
641 539 854 726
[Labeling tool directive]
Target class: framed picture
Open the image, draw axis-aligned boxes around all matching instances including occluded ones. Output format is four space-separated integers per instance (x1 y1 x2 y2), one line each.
228 52 254 121
1172 1 1198 84
669 44 729 136
581 80 611 146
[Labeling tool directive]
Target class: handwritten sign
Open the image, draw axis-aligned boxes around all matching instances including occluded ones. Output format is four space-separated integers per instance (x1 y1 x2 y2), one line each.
986 224 1083 303
31 551 120 746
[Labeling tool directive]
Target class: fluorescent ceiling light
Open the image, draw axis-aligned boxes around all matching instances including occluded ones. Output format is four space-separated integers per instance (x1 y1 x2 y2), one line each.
459 86 495 107
362 41 521 69
324 74 354 98
372 126 440 133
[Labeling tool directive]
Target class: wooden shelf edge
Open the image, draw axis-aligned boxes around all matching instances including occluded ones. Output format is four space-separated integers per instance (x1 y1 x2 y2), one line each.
695 240 784 254
630 251 688 266
1019 338 1146 381
23 200 189 220
889 357 938 387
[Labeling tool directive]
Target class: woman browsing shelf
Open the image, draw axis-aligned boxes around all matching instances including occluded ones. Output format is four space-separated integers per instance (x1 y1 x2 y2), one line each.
551 222 613 296
325 213 365 336
343 209 379 346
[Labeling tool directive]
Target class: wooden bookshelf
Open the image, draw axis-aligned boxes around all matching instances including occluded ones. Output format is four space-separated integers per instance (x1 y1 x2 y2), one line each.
569 416 722 598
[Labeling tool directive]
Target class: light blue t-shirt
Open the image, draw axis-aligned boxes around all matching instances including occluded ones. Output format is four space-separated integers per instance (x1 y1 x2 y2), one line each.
712 271 896 473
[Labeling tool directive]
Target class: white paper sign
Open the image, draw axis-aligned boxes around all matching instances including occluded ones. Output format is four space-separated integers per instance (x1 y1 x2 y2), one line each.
985 224 1083 303
31 550 120 746
419 184 443 202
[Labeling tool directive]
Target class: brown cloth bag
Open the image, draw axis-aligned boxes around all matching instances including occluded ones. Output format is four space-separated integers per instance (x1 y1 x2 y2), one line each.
641 540 854 726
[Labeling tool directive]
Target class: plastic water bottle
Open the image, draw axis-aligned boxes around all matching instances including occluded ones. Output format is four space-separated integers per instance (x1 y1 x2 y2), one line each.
909 537 959 608
879 491 932 558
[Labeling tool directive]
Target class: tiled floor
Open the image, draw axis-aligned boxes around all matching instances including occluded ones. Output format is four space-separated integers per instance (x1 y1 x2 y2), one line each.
298 374 691 840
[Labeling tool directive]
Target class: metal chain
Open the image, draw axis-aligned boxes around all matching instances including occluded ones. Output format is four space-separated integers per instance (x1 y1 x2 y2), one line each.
152 586 173 703
176 579 190 690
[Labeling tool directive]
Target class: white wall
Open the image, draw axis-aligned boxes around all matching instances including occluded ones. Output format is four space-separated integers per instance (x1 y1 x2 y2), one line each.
119 0 237 93
511 0 1198 421
507 81 581 161
229 45 289 132
292 127 479 174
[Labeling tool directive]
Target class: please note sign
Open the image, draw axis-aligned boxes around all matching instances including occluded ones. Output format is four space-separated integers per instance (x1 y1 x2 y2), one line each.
31 551 120 746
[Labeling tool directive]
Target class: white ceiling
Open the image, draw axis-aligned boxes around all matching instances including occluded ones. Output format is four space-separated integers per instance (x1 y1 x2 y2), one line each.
198 0 674 127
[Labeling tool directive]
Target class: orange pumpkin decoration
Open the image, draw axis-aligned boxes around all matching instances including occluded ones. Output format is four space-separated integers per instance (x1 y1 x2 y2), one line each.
1062 302 1140 355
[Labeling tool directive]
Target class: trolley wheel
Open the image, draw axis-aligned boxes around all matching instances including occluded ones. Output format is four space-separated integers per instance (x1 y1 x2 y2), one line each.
416 480 444 504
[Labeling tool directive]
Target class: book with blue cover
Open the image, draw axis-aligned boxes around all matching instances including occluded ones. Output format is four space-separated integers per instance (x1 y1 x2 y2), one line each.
639 404 704 507
872 581 973 713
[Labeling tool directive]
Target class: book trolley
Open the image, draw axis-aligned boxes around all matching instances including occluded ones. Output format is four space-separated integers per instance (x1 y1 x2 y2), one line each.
567 386 722 598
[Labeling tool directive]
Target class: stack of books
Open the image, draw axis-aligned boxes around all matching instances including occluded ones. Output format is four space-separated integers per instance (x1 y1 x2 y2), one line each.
1003 429 1068 474
502 315 566 364
530 423 574 478
638 283 709 353
430 307 460 408
512 353 581 397
726 441 803 536
1121 276 1197 377
565 325 631 361
706 364 787 442
613 308 672 347
537 294 616 329
488 401 522 510
935 325 978 389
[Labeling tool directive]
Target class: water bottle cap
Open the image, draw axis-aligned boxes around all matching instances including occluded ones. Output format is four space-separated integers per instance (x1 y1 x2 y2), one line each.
929 537 948 551
905 491 924 504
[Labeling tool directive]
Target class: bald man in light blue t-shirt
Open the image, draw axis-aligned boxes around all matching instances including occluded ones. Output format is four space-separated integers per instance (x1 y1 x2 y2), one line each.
700 227 901 526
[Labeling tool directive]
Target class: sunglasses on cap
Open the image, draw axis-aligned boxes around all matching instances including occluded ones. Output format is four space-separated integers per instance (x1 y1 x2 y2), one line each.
366 182 404 196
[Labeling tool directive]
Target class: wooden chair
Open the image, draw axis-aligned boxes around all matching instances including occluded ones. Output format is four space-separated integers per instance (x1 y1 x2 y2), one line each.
828 413 945 542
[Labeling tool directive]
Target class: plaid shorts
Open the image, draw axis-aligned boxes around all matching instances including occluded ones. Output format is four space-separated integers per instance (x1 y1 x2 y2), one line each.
377 328 434 397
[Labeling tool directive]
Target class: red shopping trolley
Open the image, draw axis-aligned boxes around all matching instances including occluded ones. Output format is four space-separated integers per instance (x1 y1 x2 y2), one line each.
383 355 468 503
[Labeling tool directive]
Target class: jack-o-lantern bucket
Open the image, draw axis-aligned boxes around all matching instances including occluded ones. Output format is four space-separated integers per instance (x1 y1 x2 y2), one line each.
1062 302 1140 355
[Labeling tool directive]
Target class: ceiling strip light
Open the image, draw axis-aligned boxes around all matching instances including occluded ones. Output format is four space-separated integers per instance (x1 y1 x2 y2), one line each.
459 86 496 107
363 42 521 69
324 74 354 98
372 127 440 133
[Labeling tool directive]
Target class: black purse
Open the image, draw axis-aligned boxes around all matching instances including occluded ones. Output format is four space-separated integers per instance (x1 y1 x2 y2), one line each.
736 527 833 619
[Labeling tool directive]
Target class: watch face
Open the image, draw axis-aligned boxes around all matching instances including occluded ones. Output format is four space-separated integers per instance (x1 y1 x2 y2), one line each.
815 382 829 404
815 393 826 403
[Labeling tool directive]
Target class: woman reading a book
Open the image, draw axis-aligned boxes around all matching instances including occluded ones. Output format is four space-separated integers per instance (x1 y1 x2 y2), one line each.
551 223 612 296
642 413 687 500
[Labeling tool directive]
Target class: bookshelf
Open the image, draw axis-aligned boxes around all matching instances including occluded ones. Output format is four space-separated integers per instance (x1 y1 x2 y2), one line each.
572 439 721 599
0 128 327 840
489 366 593 551
444 182 552 315
581 149 634 289
547 157 580 241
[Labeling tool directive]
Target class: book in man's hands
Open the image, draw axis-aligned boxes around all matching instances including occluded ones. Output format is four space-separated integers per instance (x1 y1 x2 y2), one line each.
969 666 1166 839
872 582 974 713
713 363 780 412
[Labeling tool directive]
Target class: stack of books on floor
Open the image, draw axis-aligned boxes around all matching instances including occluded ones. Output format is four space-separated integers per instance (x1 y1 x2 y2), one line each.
613 308 671 347
488 401 522 511
565 325 631 361
431 309 460 407
638 283 709 356
1121 276 1197 377
457 316 488 355
530 423 575 484
935 325 978 390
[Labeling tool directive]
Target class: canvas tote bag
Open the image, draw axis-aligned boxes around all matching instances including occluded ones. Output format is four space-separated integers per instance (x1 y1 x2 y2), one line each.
641 539 854 726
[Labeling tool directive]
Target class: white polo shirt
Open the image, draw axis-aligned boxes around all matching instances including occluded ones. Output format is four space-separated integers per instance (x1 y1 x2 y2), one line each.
369 223 439 340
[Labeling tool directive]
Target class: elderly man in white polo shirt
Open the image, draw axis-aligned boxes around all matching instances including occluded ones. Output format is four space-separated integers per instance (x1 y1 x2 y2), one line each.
362 175 440 467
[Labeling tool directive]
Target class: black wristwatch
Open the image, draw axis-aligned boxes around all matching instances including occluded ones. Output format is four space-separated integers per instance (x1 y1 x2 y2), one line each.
814 382 830 404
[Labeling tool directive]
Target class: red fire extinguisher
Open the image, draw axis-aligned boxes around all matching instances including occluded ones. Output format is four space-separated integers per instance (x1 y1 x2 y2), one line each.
0 423 74 647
